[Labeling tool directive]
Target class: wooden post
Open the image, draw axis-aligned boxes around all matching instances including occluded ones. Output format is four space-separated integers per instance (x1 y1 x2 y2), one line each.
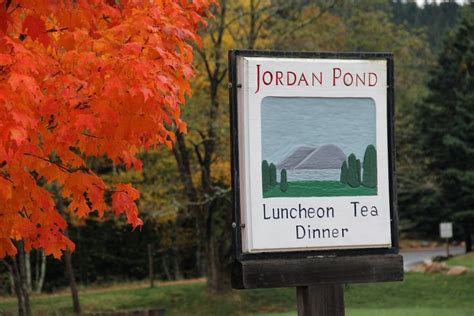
446 238 450 257
297 284 345 316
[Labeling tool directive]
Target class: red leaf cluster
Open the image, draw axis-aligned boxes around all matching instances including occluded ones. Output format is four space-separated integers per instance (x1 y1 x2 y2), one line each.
0 0 213 258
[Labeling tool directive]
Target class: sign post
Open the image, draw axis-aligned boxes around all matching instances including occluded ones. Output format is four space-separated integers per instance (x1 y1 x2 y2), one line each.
229 50 403 315
440 222 453 257
297 284 344 315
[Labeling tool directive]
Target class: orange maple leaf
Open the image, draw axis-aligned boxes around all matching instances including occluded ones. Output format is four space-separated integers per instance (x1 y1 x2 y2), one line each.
22 15 51 47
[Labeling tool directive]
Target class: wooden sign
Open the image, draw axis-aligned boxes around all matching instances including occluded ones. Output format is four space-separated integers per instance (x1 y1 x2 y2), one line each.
229 50 403 291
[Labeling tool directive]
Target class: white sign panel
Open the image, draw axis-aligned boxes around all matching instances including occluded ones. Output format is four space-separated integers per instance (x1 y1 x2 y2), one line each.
235 54 394 253
440 222 453 239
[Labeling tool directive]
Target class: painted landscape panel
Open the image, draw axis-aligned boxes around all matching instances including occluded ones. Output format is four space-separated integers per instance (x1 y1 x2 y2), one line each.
261 97 377 198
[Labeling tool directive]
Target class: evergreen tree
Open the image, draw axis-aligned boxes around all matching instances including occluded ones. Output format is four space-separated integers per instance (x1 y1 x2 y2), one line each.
347 154 361 188
390 0 462 52
269 163 277 186
340 161 348 184
280 169 288 192
262 160 270 192
415 9 474 251
362 145 377 188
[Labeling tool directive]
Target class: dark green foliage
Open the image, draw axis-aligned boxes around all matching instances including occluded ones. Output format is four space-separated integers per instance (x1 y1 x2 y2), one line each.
262 160 270 192
454 210 474 252
269 163 277 186
453 211 474 223
362 145 377 188
340 161 348 184
390 0 462 52
38 213 200 292
414 10 474 243
280 169 288 192
347 154 361 188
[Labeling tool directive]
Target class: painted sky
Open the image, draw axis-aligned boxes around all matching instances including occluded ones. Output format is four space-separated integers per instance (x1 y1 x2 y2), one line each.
261 97 376 165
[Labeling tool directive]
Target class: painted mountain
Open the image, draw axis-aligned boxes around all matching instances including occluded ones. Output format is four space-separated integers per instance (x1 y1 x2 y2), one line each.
261 97 377 198
276 144 346 170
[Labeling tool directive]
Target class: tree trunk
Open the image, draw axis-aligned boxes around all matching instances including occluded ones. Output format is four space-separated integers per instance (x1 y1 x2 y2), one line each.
172 227 183 280
195 220 204 276
35 250 46 294
34 250 39 292
465 223 472 253
25 251 32 293
206 236 230 293
7 266 15 295
206 237 218 292
173 254 183 280
53 183 81 313
64 249 81 314
11 258 27 316
148 243 155 288
161 257 172 281
16 242 32 315
5 255 32 316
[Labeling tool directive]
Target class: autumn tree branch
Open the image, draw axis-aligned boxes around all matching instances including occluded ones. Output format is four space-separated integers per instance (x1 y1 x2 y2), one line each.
23 153 89 174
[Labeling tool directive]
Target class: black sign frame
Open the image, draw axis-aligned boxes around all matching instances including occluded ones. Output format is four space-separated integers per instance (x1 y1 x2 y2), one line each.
228 50 402 289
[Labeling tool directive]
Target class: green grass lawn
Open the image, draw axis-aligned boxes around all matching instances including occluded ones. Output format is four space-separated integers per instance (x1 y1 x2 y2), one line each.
257 309 474 316
263 181 376 198
1 266 473 315
447 252 474 270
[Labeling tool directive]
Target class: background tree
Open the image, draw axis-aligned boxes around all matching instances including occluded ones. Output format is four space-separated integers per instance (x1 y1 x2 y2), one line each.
1 0 470 304
0 1 213 314
0 0 213 259
347 154 360 188
170 0 339 292
362 145 377 188
105 149 202 279
414 8 474 250
269 163 277 187
280 169 288 193
391 0 462 52
356 159 362 184
340 161 348 184
322 0 435 237
453 211 474 253
262 160 270 191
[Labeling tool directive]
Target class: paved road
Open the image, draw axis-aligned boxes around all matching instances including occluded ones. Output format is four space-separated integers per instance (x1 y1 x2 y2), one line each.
400 246 465 270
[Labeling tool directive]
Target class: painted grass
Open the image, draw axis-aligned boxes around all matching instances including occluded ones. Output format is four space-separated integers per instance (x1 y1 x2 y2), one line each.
263 181 376 198
0 272 473 315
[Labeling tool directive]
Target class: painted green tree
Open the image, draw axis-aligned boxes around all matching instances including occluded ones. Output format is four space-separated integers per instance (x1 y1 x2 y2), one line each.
340 161 348 184
362 145 377 188
262 160 270 192
347 154 361 188
269 163 277 186
280 169 288 192
356 159 361 184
